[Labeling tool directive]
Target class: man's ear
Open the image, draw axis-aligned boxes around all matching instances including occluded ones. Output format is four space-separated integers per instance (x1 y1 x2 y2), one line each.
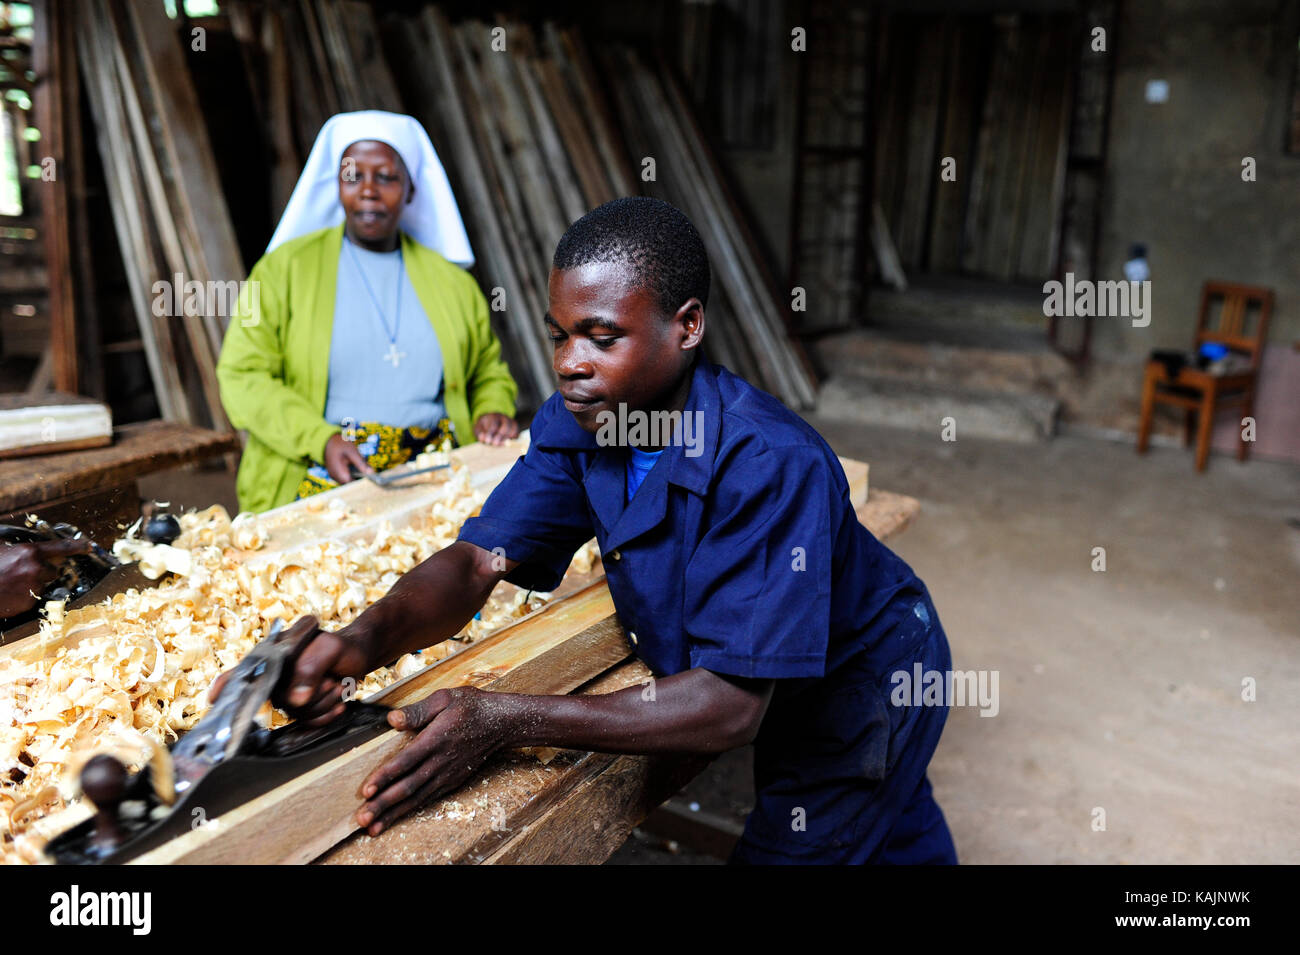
673 297 705 352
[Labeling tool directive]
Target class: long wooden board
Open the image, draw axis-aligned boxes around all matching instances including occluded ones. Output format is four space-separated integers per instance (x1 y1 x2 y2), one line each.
131 583 625 864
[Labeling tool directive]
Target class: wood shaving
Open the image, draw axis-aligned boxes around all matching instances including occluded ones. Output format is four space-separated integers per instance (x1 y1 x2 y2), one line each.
0 464 596 864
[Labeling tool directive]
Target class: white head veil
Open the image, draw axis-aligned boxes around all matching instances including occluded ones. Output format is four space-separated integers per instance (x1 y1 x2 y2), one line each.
265 110 474 266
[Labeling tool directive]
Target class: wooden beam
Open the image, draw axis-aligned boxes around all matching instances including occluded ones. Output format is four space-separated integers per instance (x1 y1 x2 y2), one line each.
30 0 78 394
121 0 245 379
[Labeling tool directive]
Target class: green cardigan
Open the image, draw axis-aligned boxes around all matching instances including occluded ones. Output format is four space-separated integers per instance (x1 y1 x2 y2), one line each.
217 226 517 513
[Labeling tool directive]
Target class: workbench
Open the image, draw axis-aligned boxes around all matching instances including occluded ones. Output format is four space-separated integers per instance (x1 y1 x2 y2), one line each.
313 487 921 866
0 420 239 545
2 431 918 865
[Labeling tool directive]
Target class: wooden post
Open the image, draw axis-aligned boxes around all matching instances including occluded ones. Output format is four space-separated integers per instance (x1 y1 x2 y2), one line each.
30 0 78 394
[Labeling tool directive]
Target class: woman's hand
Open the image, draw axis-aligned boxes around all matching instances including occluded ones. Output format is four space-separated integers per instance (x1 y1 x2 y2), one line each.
324 433 374 484
0 539 92 618
472 413 518 446
356 686 515 835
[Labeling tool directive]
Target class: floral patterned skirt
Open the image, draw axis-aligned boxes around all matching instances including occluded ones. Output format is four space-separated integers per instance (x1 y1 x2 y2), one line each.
295 417 457 499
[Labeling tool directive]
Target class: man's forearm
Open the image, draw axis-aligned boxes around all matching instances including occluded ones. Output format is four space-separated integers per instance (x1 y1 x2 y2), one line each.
349 541 499 668
492 668 771 755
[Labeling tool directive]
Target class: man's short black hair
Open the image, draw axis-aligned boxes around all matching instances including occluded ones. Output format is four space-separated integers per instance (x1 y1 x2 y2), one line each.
552 196 710 314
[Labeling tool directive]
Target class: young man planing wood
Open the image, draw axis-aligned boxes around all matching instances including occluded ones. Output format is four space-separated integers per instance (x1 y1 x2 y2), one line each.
215 197 958 864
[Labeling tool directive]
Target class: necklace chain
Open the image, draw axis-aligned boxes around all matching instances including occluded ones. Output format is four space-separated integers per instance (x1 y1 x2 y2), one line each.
345 237 403 345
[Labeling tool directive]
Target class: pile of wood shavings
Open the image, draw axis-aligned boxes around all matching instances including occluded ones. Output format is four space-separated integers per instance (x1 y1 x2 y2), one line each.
0 465 588 864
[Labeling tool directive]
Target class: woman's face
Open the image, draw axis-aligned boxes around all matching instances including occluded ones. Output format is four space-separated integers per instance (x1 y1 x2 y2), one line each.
338 140 413 251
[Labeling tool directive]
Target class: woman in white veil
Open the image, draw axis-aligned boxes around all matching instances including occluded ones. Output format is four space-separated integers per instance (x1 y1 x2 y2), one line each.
217 111 519 513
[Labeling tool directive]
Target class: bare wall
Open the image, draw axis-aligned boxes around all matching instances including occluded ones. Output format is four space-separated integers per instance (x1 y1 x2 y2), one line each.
1097 0 1300 357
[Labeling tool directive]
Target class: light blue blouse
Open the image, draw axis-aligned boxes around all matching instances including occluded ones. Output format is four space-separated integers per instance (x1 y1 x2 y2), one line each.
323 237 446 429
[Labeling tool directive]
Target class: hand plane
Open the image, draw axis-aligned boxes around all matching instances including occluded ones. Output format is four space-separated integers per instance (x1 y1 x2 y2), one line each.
46 620 391 864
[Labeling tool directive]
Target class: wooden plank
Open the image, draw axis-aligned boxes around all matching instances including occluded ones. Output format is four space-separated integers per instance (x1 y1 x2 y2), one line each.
259 7 299 216
131 583 625 864
451 22 556 384
1015 20 1073 280
121 0 244 410
391 9 552 408
285 0 337 157
533 57 614 208
651 54 819 407
839 456 869 509
318 656 653 865
60 0 104 401
1000 18 1051 281
894 19 947 270
474 21 569 275
313 0 363 109
30 0 77 394
482 751 707 864
75 4 189 423
515 51 587 224
104 0 228 431
926 18 981 275
335 0 403 110
550 26 637 197
857 487 918 541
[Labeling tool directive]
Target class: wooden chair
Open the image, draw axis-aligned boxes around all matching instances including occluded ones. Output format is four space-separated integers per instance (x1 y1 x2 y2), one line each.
1137 281 1273 471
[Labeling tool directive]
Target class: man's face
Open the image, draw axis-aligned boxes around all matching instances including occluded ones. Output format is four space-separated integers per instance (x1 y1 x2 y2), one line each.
338 141 412 248
547 261 701 432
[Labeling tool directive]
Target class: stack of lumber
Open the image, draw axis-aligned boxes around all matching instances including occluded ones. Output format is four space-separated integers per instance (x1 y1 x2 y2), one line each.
74 1 818 418
73 0 244 430
385 11 817 411
601 47 819 409
383 12 636 412
225 0 403 214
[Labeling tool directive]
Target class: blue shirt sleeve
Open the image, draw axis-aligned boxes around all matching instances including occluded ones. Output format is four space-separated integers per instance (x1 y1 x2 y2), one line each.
683 445 836 679
456 402 595 593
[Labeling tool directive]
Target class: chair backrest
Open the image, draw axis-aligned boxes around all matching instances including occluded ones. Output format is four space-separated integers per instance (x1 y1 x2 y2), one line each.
1195 281 1273 368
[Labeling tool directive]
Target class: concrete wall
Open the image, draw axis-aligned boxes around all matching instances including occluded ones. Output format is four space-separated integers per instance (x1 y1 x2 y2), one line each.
1096 0 1300 358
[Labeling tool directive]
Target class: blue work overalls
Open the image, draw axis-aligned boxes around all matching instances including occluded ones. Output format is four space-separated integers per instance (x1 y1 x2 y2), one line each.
458 360 958 864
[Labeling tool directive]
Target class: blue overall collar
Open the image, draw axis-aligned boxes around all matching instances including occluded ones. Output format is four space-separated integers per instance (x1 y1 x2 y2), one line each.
534 359 721 550
534 358 720 496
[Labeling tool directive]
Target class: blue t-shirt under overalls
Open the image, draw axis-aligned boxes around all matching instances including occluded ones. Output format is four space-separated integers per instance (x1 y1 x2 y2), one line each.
458 360 957 864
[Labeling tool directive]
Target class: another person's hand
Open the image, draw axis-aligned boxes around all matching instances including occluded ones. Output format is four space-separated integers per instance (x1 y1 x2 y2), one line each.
324 433 374 484
356 686 512 836
0 539 92 618
473 413 518 446
208 615 377 727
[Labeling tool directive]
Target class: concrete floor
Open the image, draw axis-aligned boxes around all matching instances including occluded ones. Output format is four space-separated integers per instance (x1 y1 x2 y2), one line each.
804 417 1300 864
141 425 1300 865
